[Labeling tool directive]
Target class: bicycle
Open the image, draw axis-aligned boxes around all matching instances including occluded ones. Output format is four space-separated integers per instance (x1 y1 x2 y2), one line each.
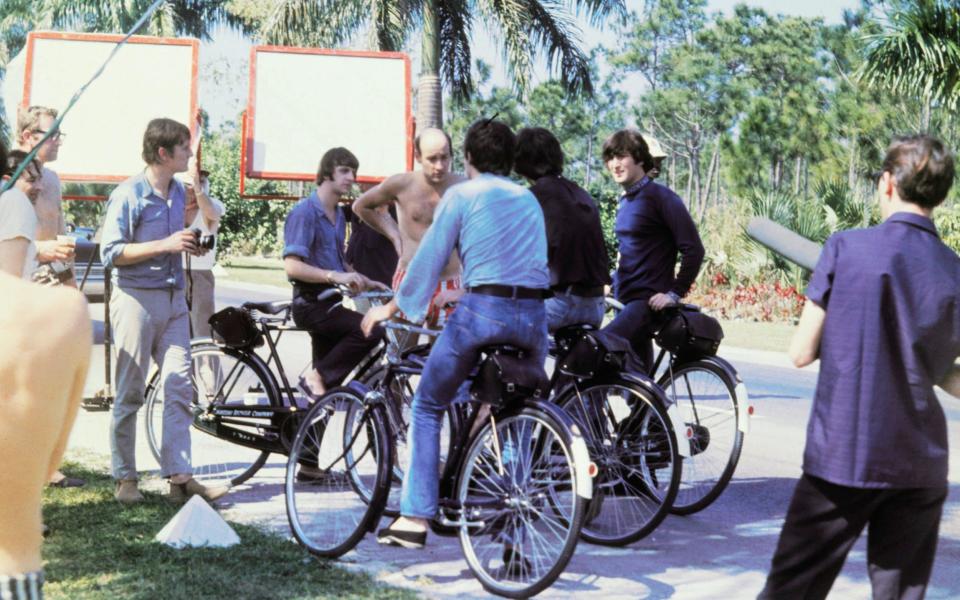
142 290 387 487
284 320 595 598
605 298 752 515
549 324 682 546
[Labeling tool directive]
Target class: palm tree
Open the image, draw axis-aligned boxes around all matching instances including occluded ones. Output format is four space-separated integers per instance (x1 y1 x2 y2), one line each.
858 0 960 130
255 0 624 129
40 0 247 39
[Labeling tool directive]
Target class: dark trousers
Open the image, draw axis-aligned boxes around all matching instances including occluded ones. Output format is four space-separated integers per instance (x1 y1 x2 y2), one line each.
291 294 383 386
759 473 946 600
600 298 662 373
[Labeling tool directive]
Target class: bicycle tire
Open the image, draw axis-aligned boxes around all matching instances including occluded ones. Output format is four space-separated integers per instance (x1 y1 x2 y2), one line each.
558 378 680 545
659 360 743 515
358 360 459 517
144 342 272 486
457 404 587 598
285 387 393 558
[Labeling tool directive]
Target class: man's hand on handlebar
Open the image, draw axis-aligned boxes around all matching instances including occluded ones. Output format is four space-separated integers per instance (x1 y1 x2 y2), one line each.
333 271 390 293
361 299 399 337
648 292 679 311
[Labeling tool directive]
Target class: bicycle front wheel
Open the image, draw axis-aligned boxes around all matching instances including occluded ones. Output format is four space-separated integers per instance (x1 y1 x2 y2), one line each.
560 380 680 545
660 360 743 515
144 343 272 486
457 405 587 599
285 388 393 558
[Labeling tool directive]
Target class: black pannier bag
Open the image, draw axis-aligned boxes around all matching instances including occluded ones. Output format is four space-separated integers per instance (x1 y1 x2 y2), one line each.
208 307 263 349
554 327 625 379
470 347 550 408
655 306 724 358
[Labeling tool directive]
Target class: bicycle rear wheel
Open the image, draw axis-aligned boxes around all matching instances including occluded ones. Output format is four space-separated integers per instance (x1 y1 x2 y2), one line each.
559 379 680 545
144 343 272 486
659 360 743 515
285 387 393 558
457 405 587 598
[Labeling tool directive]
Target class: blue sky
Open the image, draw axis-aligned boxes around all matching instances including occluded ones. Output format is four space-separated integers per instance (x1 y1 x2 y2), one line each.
200 0 863 127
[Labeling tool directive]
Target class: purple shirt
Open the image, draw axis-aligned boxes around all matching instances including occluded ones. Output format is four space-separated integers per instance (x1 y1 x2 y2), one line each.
613 177 704 303
804 212 960 488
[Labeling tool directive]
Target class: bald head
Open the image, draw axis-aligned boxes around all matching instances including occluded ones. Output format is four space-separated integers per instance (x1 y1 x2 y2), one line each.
414 128 453 183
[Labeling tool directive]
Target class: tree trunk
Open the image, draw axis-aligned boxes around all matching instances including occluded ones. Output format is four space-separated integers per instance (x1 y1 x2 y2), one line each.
416 0 442 130
847 136 857 191
685 156 694 210
921 94 931 132
793 155 802 195
584 134 594 188
702 142 719 219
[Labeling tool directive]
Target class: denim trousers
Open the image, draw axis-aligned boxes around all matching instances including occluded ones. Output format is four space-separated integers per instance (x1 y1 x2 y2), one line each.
400 293 548 519
545 293 605 333
110 286 193 479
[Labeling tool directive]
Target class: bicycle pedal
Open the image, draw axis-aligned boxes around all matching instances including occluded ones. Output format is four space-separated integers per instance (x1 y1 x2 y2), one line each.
438 515 486 528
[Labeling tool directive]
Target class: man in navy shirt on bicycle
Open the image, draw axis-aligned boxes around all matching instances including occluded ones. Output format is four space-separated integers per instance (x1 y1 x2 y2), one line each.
601 129 704 372
760 135 960 599
361 118 550 549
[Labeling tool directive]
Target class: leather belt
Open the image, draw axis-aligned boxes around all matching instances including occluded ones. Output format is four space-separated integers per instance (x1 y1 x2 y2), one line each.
466 284 551 299
551 283 605 297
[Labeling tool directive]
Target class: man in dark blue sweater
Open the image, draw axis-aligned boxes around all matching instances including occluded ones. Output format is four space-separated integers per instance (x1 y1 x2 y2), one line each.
601 129 704 372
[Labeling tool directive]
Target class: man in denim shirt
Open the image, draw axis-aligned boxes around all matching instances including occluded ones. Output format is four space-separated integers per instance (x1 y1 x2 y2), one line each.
760 135 960 599
101 118 227 505
283 147 386 401
362 119 550 549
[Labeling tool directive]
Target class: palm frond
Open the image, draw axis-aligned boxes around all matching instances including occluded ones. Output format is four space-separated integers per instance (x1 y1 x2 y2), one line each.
521 0 592 96
259 0 367 47
437 0 474 102
369 0 419 51
480 0 534 95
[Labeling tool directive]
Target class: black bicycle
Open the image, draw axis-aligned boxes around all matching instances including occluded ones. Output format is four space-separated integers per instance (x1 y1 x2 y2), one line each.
284 320 595 599
142 293 387 487
549 324 682 546
605 298 751 515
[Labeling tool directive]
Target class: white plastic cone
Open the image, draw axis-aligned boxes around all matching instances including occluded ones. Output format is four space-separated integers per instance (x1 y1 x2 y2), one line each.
155 495 240 548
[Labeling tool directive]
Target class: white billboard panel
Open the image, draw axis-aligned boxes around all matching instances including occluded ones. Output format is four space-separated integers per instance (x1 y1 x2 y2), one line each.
244 47 412 190
12 31 198 183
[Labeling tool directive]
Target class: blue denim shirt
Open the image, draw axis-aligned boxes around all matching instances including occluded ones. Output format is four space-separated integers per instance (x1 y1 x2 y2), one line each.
282 190 347 273
396 173 549 322
804 212 960 488
100 172 186 289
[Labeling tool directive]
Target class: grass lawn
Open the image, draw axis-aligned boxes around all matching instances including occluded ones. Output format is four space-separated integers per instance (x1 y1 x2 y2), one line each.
217 255 797 353
219 255 291 289
718 318 796 353
42 462 415 600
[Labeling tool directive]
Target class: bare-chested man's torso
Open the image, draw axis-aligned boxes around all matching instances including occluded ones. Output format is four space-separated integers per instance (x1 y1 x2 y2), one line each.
393 170 464 279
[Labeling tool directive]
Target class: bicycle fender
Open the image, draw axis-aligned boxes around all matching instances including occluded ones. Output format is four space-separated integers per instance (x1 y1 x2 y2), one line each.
697 355 752 434
519 399 594 501
609 371 692 457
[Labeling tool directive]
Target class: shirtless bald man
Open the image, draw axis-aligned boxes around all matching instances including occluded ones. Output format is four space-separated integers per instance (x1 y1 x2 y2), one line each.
353 128 465 325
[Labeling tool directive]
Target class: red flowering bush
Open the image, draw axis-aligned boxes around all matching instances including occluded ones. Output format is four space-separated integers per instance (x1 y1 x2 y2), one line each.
687 277 805 322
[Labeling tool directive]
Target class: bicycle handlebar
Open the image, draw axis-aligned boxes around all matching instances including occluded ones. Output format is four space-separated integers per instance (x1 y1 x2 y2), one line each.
381 320 441 338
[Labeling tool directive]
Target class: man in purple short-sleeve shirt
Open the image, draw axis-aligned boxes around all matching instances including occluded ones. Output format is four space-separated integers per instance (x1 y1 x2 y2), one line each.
760 135 960 600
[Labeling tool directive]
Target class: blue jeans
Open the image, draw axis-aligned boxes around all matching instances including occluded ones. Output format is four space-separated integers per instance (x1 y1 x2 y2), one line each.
400 293 548 519
545 293 605 333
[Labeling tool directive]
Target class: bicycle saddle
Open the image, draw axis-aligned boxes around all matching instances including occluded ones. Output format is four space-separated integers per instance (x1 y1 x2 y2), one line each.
242 300 292 315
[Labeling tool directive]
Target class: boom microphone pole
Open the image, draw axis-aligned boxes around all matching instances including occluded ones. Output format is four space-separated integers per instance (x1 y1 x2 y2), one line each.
746 217 822 271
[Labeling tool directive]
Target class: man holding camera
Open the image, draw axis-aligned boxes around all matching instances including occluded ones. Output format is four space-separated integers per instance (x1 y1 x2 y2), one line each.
180 164 224 339
101 118 228 505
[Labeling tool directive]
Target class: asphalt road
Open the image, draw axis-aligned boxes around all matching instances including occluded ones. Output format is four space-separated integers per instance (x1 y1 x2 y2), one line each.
72 280 960 599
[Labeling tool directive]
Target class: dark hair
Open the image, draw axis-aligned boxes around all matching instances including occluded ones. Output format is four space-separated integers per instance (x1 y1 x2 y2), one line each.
464 118 515 176
602 129 653 171
142 118 191 165
414 130 452 156
4 149 41 180
317 147 359 184
514 127 564 179
881 135 955 209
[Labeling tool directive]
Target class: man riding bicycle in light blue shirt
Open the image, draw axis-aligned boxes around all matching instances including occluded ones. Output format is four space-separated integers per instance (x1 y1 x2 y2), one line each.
361 118 550 550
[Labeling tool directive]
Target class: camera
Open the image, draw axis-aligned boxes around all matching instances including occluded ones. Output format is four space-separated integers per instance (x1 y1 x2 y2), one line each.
191 228 216 250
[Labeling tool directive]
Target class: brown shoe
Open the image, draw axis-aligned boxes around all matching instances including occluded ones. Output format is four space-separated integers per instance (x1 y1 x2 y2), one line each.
115 480 144 505
168 478 231 503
